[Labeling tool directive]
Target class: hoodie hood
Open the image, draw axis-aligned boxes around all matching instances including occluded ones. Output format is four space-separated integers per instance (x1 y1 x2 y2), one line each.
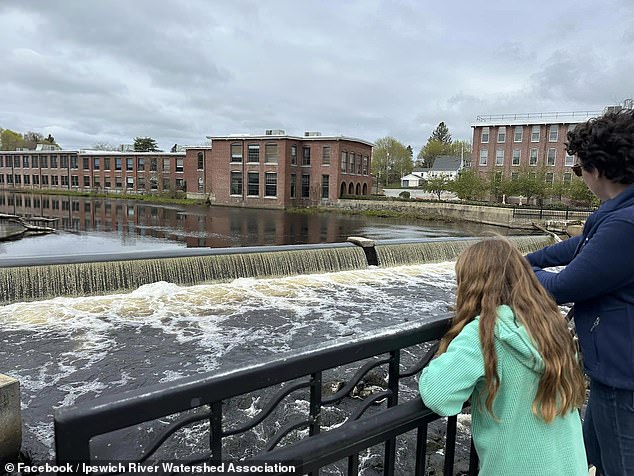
491 305 544 373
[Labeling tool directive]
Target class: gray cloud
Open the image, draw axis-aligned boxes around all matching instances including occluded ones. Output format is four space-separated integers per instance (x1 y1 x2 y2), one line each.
1 0 632 154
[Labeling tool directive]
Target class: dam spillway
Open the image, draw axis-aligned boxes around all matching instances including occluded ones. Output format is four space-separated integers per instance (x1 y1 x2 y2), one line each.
0 235 556 304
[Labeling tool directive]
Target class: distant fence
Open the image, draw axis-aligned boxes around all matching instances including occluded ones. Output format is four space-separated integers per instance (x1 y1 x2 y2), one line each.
512 206 594 221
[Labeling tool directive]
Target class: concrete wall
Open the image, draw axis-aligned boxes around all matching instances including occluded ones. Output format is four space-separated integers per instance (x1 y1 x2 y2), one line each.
333 199 535 228
0 374 21 463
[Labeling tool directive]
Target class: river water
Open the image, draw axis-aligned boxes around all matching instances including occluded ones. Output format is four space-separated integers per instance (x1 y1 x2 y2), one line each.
0 192 528 467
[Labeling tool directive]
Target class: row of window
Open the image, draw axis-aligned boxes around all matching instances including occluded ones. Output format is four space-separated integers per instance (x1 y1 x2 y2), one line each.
0 155 186 172
480 124 577 144
494 171 576 184
229 144 369 175
228 172 332 200
1 174 186 190
479 148 575 166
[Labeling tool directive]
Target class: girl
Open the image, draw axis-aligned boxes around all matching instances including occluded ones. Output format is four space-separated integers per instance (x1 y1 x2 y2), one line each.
419 238 587 475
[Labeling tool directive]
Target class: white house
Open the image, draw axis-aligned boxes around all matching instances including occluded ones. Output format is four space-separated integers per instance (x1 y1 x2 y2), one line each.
428 155 463 180
400 168 430 187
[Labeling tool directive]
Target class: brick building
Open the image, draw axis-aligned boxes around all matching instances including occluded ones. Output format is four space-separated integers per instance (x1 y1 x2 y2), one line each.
470 111 600 186
0 131 374 209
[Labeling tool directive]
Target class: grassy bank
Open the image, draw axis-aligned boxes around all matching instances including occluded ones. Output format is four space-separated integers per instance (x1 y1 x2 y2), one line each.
287 205 454 223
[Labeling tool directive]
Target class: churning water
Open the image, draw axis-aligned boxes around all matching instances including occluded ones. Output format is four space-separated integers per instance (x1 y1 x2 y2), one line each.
1 262 458 462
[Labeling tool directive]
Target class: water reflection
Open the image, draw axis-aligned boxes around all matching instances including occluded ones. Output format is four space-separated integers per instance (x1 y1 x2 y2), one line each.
0 191 518 258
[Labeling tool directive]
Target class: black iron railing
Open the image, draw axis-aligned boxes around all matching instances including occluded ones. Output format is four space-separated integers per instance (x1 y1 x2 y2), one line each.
512 206 594 221
54 314 478 475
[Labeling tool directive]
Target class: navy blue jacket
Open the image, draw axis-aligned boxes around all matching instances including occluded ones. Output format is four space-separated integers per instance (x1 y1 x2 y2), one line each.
526 184 634 390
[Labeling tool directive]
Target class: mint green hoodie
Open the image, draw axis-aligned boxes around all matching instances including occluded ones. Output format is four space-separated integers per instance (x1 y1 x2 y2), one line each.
419 305 587 475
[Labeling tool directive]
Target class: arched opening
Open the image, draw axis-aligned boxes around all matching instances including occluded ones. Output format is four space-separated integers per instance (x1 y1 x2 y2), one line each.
355 183 361 195
340 182 346 198
362 183 368 195
348 183 354 195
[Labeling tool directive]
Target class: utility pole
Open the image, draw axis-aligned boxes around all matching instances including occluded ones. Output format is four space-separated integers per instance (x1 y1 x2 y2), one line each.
385 151 390 187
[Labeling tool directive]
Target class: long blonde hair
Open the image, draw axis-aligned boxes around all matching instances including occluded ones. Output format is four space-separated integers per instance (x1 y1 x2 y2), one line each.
437 238 586 422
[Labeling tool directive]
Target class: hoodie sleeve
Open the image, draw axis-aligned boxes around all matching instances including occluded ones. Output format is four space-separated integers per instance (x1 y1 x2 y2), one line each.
525 234 582 268
531 218 634 304
419 320 484 416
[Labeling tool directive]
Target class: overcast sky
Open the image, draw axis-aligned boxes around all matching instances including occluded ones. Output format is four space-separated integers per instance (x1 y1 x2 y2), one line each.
1 0 633 154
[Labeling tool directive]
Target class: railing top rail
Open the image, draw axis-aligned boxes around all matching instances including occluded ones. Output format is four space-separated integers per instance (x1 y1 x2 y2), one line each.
54 315 451 437
475 110 601 122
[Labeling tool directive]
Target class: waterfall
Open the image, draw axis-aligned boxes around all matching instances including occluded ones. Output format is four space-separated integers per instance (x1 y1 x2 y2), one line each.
0 235 556 303
374 235 555 267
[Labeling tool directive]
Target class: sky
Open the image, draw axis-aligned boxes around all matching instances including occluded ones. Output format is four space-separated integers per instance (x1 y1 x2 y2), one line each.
1 0 633 155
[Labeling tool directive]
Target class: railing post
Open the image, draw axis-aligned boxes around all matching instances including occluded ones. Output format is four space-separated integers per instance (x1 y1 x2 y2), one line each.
383 350 401 476
443 415 458 476
310 371 322 436
414 423 428 476
210 401 222 461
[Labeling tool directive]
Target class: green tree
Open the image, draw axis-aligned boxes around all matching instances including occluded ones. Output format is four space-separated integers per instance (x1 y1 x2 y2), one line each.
425 175 451 200
22 131 45 149
565 177 598 207
371 136 412 188
448 140 472 164
450 169 488 200
133 137 160 152
507 167 547 204
92 142 119 151
0 128 25 150
416 122 455 168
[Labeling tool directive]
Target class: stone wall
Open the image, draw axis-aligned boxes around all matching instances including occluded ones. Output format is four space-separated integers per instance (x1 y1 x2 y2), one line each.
332 199 534 228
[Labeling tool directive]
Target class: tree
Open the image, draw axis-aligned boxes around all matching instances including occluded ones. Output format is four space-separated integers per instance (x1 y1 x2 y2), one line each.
430 121 452 144
450 169 488 200
22 131 45 149
371 136 412 188
133 137 160 152
416 122 455 168
425 176 451 200
92 142 119 151
565 177 598 207
44 134 56 144
448 140 472 164
507 167 547 204
0 128 25 150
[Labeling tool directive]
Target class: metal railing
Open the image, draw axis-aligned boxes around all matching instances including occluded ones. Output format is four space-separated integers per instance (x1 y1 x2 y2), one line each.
54 314 478 475
512 206 594 220
475 111 600 122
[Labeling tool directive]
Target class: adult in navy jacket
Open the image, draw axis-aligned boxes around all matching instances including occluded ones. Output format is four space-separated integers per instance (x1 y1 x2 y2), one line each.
526 109 634 476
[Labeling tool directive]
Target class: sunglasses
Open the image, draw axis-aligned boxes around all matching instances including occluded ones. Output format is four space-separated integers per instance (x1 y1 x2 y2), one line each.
571 164 583 177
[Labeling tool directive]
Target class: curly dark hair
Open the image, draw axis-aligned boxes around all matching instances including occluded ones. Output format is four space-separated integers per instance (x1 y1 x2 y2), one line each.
566 108 634 184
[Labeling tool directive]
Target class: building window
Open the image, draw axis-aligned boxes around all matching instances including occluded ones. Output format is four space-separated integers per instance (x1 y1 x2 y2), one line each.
82 157 89 169
163 157 170 171
51 175 58 186
114 158 122 170
341 151 348 172
92 175 99 188
41 156 48 168
231 143 243 162
265 144 278 163
363 156 368 175
126 158 133 171
549 125 559 142
301 174 310 198
137 158 145 171
24 174 30 185
248 144 260 163
198 177 204 193
51 156 58 168
93 158 100 170
247 172 259 196
302 146 311 166
115 177 123 189
60 155 69 168
83 175 90 187
33 175 39 185
563 172 572 184
176 158 184 172
529 148 538 165
137 177 145 190
61 175 69 186
290 145 297 165
512 149 521 166
481 127 489 143
197 151 204 170
497 126 506 143
479 150 488 165
104 176 111 188
495 150 504 166
547 148 556 166
511 172 519 181
230 172 243 195
321 175 329 199
265 172 277 197
514 126 523 142
42 175 49 185
127 177 134 189
290 173 296 198
531 125 540 142
545 172 554 184
175 179 184 191
70 156 78 169
151 158 158 171
565 153 574 167
322 146 331 165
104 157 111 170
